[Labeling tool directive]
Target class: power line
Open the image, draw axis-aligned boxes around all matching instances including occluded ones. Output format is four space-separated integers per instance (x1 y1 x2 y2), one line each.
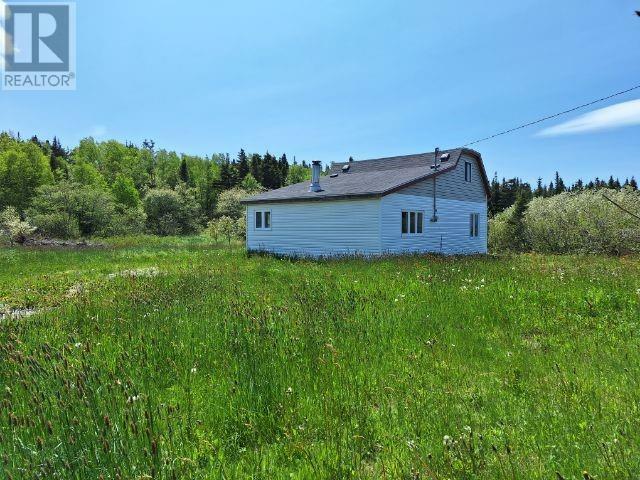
602 193 640 222
462 84 640 148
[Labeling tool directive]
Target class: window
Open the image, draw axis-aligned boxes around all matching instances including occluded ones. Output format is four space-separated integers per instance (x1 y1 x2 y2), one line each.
465 161 472 182
255 211 271 230
470 213 479 237
402 210 424 235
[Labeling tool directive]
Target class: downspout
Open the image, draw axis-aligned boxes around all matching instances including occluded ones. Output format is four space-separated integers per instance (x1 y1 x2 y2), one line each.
431 147 440 222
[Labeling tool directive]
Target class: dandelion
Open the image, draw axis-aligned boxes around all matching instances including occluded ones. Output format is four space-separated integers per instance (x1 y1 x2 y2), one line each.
190 367 197 374
74 342 82 349
285 387 293 395
406 439 416 451
443 435 453 447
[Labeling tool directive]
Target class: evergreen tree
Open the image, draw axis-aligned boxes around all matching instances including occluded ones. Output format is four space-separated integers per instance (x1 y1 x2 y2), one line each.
489 173 501 216
219 160 235 190
554 172 566 194
506 193 528 251
179 157 190 185
236 149 249 180
534 177 544 197
278 154 289 188
572 179 584 191
250 153 263 184
629 177 638 191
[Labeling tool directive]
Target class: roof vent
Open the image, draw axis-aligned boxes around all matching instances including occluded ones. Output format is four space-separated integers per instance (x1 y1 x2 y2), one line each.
342 164 351 173
440 153 451 162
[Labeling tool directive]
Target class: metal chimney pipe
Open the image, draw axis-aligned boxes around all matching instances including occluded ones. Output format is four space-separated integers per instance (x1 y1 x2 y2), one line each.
309 160 322 192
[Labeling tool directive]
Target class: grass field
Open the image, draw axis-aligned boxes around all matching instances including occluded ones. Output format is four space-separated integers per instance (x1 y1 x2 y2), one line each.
1 237 639 479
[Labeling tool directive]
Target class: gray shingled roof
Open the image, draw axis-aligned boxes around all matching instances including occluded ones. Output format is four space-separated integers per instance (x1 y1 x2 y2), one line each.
241 148 489 204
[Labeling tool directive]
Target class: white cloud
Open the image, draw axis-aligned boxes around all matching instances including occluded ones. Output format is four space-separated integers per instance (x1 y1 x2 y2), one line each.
538 99 640 137
89 125 108 138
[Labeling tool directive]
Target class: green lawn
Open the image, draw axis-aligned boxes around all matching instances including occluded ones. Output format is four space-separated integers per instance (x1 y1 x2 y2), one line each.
1 237 639 479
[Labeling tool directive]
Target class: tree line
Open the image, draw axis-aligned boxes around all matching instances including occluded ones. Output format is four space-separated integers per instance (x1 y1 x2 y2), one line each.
489 171 637 217
0 131 312 241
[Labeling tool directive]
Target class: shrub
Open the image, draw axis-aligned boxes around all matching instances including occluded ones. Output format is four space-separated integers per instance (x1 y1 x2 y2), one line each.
144 187 202 236
0 207 36 244
28 182 117 238
215 188 249 219
107 207 147 236
235 215 247 240
207 218 222 243
488 194 528 253
218 216 236 245
29 212 80 239
524 188 640 255
490 188 640 255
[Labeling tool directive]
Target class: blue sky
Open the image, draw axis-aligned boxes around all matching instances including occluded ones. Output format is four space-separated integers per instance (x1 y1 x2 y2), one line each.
1 0 639 185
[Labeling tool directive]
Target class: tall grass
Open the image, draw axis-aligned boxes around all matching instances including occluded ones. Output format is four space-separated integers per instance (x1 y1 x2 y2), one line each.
1 239 639 478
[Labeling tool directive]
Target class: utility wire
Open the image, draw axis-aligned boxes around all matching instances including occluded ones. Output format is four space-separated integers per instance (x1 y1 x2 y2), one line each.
602 193 640 222
462 84 640 147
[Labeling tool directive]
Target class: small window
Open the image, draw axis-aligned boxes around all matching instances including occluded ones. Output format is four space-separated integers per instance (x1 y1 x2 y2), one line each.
465 161 472 182
255 211 271 230
402 210 424 235
470 213 479 237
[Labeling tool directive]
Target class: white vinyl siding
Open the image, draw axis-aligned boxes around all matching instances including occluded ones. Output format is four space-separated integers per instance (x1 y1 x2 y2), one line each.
246 199 382 257
381 193 487 255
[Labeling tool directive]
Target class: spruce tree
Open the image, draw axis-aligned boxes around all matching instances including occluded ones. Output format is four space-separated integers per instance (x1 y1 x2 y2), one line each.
554 172 566 194
278 154 289 188
630 177 638 191
534 178 544 197
236 149 249 180
179 157 190 185
250 154 262 184
506 193 528 252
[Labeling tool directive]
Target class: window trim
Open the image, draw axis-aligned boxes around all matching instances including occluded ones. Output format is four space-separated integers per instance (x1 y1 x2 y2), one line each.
470 213 480 237
255 210 272 231
401 210 425 236
465 161 472 182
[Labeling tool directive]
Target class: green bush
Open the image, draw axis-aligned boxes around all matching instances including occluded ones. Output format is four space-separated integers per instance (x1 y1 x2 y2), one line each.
0 207 36 244
215 187 249 219
29 211 80 239
28 182 117 238
489 188 640 255
144 187 201 236
525 188 640 255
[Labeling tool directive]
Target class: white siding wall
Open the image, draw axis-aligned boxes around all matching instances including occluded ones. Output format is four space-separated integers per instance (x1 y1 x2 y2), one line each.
246 199 382 257
380 193 488 255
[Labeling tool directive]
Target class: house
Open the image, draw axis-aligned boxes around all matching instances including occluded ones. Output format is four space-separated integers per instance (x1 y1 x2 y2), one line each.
241 148 490 257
